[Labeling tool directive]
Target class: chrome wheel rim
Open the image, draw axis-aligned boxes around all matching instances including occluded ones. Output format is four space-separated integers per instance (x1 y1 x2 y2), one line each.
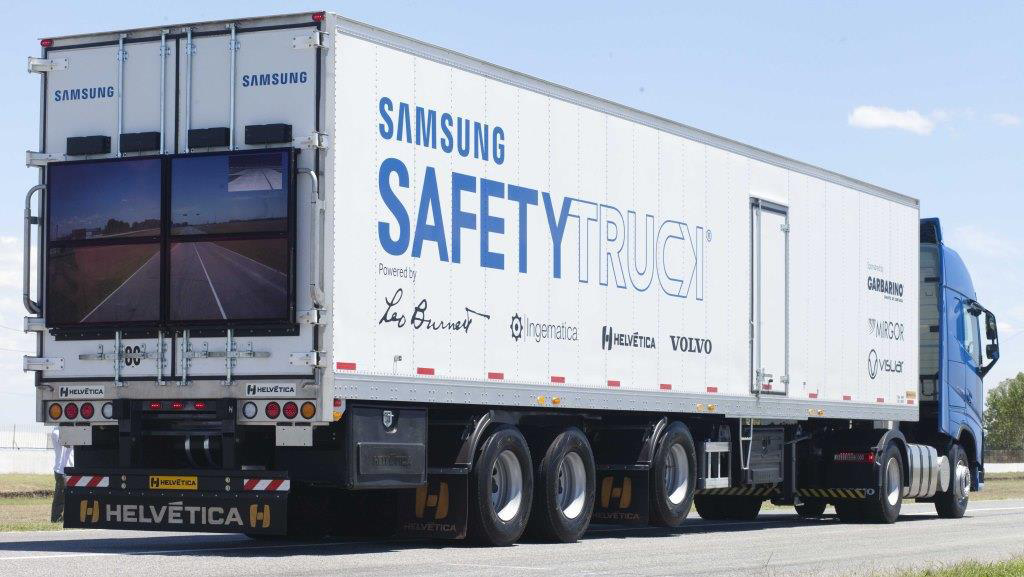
885 457 902 507
954 460 971 503
663 443 690 505
490 450 524 522
556 452 587 519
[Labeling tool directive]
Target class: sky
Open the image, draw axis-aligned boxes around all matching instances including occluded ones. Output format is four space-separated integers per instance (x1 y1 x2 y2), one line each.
0 1 1020 424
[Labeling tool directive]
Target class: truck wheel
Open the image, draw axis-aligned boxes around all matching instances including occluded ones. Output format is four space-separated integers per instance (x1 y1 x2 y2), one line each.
468 426 533 546
527 427 596 542
834 500 864 522
863 444 903 524
726 496 763 520
794 499 827 518
935 444 970 519
649 422 697 527
694 495 725 520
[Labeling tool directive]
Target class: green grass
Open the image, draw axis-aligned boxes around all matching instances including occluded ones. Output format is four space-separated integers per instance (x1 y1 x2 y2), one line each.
880 558 1024 576
0 497 61 532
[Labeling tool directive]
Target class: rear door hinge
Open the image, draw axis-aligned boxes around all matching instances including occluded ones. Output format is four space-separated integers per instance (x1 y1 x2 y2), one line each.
296 308 325 325
289 351 325 367
26 151 65 167
294 131 328 150
24 356 63 372
23 316 46 332
27 57 68 73
292 30 327 50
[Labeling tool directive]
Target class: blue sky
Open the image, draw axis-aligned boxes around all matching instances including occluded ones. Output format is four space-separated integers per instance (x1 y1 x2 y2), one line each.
0 1 1020 423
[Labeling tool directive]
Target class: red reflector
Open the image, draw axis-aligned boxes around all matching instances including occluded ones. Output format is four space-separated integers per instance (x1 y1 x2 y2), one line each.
867 452 876 464
265 402 281 419
842 395 852 401
607 380 620 387
193 401 207 410
416 367 435 376
170 400 185 410
337 361 357 371
706 386 718 393
149 401 162 410
333 398 343 408
64 403 78 419
550 376 565 384
487 371 504 380
80 403 94 420
41 39 54 47
660 383 672 390
808 392 818 399
312 11 326 22
282 402 298 419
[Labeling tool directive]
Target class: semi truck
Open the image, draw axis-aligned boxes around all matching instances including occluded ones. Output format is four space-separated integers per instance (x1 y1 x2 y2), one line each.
24 11 1000 545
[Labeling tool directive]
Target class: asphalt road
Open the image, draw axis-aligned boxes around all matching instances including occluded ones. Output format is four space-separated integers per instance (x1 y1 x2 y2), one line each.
82 252 161 322
1 500 1022 577
169 241 287 320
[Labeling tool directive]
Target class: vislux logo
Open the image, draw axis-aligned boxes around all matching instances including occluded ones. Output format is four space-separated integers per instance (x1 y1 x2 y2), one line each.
868 349 904 380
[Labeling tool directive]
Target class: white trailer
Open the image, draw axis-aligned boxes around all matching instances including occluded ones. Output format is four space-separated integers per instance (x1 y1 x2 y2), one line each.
26 12 997 543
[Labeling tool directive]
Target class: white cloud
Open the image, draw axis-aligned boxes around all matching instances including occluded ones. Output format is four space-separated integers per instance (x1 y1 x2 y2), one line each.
847 106 936 135
990 112 1020 127
947 225 1019 259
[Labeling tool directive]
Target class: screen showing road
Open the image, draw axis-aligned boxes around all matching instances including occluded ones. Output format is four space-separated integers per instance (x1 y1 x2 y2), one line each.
171 151 288 235
48 158 161 242
169 238 289 321
46 244 161 324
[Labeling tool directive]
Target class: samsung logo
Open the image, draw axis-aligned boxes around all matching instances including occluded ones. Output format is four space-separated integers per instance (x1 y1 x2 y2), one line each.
241 71 308 87
53 86 114 102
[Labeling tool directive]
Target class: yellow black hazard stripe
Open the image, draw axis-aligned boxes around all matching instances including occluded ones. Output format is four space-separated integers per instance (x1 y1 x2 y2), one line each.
797 488 868 499
694 487 781 496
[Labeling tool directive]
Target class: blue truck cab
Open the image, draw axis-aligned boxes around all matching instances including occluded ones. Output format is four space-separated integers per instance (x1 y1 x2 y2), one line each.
919 218 999 490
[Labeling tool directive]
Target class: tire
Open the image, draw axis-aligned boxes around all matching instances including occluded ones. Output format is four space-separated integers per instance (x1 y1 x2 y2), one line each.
935 444 971 519
649 422 697 527
863 444 903 524
527 427 596 542
693 495 762 521
794 499 827 518
834 500 864 522
467 426 534 546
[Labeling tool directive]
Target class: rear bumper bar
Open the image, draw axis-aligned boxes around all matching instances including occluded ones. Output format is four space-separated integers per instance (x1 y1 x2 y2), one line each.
63 467 288 535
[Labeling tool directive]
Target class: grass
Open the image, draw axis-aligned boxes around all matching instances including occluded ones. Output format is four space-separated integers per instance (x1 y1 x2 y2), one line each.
0 497 61 532
880 558 1024 576
0 474 54 496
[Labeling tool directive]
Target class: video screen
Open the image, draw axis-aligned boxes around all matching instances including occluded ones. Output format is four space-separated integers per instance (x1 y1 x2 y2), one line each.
46 244 161 325
48 158 162 242
168 238 290 321
171 151 289 235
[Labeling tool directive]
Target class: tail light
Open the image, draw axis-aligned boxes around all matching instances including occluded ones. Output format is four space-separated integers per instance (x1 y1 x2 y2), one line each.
193 401 207 410
48 403 62 420
265 402 281 419
101 402 114 420
300 402 316 419
64 403 78 419
80 403 94 420
170 400 185 410
282 402 298 420
312 11 325 22
149 401 162 410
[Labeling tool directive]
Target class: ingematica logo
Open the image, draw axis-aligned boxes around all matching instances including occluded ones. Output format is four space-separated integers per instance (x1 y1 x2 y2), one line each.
509 313 578 343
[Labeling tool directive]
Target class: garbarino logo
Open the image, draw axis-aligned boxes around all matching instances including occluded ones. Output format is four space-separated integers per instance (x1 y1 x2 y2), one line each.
867 276 904 302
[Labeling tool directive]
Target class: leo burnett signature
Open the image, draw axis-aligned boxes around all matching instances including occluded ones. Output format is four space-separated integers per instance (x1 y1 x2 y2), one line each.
378 288 490 333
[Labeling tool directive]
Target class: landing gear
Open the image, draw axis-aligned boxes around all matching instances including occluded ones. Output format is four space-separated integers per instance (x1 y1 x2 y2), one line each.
527 427 596 542
935 444 970 519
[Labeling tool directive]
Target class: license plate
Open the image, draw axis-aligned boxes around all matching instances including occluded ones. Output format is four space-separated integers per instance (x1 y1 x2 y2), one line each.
148 475 198 491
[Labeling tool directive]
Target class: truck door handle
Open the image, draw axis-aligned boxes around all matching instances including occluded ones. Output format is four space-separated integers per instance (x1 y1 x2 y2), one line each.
23 184 45 314
299 168 325 309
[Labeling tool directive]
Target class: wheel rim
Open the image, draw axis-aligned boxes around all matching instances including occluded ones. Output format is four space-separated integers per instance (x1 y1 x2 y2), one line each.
885 456 902 507
663 443 690 505
490 449 524 522
954 460 971 503
555 451 587 519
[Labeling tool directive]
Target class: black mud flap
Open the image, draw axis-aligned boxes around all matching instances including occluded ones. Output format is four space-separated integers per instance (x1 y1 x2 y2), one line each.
65 488 287 535
591 469 649 525
397 473 468 539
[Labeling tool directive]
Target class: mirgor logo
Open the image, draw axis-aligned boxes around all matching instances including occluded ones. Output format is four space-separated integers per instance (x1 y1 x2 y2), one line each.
868 349 904 379
868 318 905 341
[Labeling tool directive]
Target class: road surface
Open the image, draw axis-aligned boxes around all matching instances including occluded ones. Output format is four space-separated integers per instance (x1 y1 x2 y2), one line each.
168 241 287 320
1 500 1022 577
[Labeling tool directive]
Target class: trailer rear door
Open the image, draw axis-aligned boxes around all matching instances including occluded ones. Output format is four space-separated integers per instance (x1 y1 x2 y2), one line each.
751 199 790 395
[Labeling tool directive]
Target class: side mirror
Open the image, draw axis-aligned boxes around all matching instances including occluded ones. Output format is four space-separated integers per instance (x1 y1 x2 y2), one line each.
980 308 999 377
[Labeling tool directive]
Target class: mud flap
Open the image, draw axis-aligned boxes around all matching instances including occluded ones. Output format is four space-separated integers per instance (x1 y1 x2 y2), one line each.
591 469 649 525
64 489 286 534
397 473 468 539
